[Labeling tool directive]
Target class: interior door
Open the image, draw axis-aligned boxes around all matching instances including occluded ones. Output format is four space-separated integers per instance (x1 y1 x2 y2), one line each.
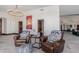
38 20 44 33
18 21 23 33
77 25 79 30
60 25 62 31
0 18 2 34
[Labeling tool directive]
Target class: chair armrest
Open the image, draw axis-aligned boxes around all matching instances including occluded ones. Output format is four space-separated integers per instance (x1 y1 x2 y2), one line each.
52 40 65 53
13 35 20 40
41 36 48 42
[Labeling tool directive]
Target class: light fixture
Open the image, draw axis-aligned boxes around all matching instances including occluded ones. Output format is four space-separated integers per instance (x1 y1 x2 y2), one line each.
7 5 24 16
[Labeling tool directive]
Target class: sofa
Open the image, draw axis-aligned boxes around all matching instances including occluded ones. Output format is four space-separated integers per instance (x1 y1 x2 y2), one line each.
72 29 79 36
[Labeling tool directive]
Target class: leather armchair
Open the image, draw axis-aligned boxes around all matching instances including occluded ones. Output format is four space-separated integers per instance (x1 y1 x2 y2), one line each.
41 31 65 53
14 31 30 47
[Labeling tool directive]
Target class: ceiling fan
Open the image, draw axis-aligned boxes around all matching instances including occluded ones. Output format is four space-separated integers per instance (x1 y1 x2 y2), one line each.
7 5 24 16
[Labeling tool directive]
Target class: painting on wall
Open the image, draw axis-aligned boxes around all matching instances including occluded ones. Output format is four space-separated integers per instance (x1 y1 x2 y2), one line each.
26 15 32 29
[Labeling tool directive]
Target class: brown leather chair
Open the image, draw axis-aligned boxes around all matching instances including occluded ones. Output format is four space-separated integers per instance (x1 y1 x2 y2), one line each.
13 35 26 47
41 31 65 53
13 31 31 47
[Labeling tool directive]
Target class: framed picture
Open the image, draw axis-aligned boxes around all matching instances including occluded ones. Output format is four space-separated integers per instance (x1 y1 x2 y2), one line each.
26 15 32 29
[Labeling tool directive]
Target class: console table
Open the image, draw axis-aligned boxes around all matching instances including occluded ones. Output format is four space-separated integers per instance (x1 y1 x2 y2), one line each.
31 35 41 49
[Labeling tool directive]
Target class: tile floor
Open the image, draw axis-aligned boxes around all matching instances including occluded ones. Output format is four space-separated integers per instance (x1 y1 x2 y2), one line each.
63 32 79 53
0 32 79 53
0 35 16 53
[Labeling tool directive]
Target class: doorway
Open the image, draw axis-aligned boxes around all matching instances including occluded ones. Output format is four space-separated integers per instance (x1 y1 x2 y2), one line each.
0 18 2 34
77 25 79 30
60 25 62 31
38 20 44 34
18 21 23 33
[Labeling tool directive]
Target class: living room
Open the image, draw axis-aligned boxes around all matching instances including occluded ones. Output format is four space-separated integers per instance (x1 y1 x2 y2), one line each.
0 5 79 53
0 5 61 53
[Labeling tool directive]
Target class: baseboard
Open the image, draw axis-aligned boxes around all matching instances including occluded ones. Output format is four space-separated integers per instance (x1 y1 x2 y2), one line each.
1 33 19 35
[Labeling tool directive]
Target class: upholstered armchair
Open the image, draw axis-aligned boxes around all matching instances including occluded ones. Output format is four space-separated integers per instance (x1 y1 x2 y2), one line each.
41 30 65 53
14 31 30 47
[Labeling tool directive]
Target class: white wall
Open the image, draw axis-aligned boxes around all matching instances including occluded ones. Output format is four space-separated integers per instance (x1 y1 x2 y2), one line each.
22 6 60 35
0 6 60 35
2 17 7 33
0 12 18 34
60 15 79 30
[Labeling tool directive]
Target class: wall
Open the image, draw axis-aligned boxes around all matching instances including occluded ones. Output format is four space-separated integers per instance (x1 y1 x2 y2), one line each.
22 6 60 35
0 6 60 35
60 15 79 30
2 17 7 33
0 12 18 34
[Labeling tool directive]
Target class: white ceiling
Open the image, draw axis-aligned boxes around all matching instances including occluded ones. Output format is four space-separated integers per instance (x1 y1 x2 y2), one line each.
0 5 49 12
0 5 79 16
60 5 79 16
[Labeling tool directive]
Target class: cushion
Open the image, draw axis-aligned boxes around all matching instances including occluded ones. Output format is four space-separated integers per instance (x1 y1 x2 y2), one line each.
20 31 29 39
48 30 61 42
